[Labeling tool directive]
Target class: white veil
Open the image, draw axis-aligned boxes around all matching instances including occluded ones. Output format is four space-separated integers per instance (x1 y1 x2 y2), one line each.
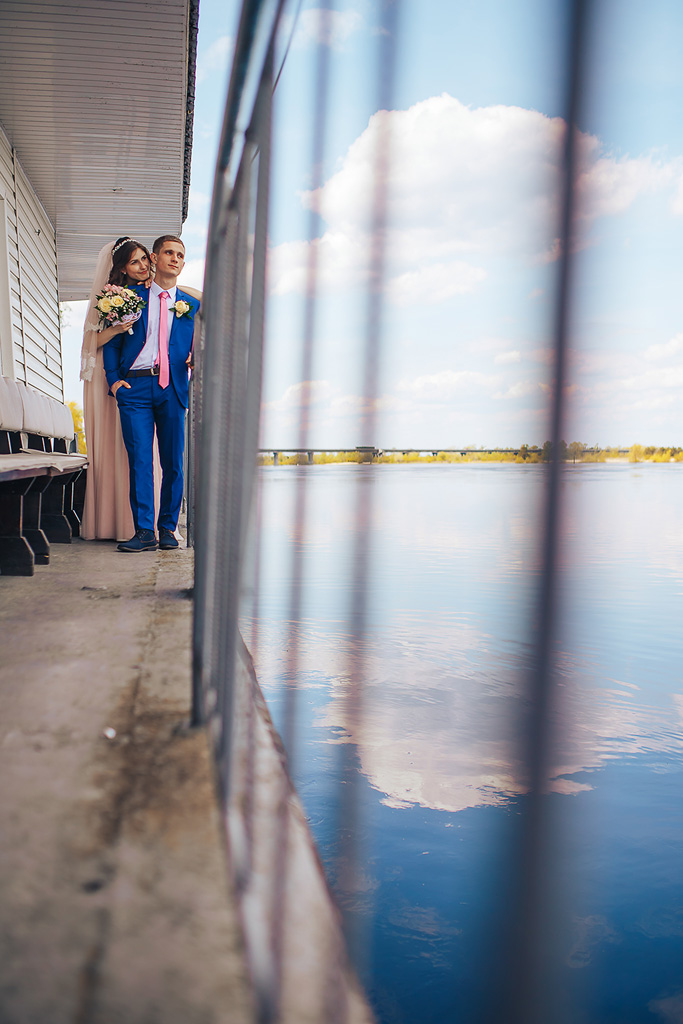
79 240 116 382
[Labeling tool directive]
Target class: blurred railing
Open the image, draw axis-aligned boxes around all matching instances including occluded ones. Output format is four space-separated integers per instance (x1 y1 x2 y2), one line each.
190 0 591 1021
191 7 379 1016
192 0 276 741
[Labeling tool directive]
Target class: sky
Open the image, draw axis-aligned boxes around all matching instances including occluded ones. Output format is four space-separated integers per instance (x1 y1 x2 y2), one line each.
61 0 683 448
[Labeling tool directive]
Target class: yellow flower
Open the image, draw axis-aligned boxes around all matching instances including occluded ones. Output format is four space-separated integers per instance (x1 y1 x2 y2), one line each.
174 300 190 317
110 295 125 308
97 297 113 313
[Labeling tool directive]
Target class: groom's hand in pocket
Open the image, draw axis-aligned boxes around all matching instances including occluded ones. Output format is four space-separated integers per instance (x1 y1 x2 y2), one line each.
111 380 131 397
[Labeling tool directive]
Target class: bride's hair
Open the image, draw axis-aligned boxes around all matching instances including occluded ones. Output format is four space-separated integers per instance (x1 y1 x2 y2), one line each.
108 236 152 286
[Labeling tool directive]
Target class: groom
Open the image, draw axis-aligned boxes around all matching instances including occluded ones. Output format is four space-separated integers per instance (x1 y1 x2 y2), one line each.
104 235 199 552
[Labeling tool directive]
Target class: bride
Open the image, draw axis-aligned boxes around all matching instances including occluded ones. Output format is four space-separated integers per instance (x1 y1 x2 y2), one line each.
79 237 153 541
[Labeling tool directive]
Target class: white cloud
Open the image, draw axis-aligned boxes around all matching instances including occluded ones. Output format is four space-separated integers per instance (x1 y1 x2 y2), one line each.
182 191 211 239
397 369 500 403
644 333 683 362
269 93 683 305
59 300 89 404
672 178 683 215
494 349 522 365
60 299 88 329
386 260 486 305
495 379 546 400
566 336 683 430
264 379 335 412
617 365 683 391
268 231 366 296
196 35 233 83
294 8 363 49
575 143 674 222
177 258 205 290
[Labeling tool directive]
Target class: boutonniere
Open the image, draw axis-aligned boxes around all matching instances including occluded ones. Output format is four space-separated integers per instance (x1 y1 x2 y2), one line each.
168 299 193 319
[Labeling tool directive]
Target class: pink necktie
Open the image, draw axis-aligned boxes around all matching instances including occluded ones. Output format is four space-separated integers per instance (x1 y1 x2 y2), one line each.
158 291 170 389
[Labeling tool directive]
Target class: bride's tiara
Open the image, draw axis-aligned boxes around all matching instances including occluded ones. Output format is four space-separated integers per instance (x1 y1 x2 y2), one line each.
112 237 135 256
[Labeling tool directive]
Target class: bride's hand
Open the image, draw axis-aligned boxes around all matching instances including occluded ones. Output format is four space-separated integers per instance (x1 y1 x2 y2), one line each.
97 321 135 348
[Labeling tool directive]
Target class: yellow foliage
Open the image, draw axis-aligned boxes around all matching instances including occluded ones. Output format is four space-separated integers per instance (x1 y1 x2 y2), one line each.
313 451 360 464
279 453 308 465
67 401 86 454
257 445 683 467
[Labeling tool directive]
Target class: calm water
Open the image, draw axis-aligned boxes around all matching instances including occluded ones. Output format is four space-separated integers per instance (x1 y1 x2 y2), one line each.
246 463 683 1023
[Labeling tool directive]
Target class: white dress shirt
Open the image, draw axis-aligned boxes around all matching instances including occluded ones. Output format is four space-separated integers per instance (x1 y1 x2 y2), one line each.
131 281 177 369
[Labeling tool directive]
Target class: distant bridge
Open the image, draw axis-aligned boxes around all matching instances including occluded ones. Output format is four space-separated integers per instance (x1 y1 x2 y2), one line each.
258 446 624 464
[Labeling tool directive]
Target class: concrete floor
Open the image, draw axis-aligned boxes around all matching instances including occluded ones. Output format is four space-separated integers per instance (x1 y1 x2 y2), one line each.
0 537 254 1024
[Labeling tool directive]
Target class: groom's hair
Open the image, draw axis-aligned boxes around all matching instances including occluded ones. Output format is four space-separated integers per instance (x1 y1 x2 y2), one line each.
153 234 184 254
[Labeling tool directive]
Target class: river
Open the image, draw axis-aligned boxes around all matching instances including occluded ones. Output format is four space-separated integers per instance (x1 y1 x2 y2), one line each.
246 462 683 1023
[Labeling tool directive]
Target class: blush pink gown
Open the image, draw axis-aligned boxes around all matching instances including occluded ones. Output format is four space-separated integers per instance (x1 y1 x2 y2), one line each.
82 344 163 542
81 346 135 541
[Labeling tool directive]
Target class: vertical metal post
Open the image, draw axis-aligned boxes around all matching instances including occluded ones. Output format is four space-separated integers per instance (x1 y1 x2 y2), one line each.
269 8 335 1014
238 65 273 611
488 3 589 1022
332 0 401 987
185 376 194 547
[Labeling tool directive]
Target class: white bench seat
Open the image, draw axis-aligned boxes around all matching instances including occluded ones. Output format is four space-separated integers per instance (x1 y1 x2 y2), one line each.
0 375 89 576
0 452 87 483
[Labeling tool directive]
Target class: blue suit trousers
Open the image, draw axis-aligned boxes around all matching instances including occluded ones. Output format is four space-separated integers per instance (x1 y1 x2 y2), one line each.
116 376 185 533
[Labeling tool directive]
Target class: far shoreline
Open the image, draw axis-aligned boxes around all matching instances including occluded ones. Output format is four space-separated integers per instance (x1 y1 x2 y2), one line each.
258 450 676 468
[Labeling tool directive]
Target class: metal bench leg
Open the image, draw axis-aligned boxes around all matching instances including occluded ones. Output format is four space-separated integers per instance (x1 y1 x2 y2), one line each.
0 481 35 576
41 476 73 544
23 479 50 565
70 469 86 536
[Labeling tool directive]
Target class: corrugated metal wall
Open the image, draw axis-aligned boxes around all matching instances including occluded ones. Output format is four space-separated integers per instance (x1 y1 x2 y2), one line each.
0 125 25 380
0 123 63 400
0 0 197 300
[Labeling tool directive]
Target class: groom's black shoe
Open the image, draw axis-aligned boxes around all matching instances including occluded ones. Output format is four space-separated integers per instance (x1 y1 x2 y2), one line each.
117 529 158 553
159 528 179 550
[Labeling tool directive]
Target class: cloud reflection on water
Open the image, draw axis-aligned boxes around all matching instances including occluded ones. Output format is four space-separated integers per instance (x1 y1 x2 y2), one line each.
250 464 683 818
251 611 683 816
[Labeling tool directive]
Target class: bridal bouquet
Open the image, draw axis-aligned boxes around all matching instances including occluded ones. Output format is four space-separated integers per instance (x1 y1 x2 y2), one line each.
94 284 146 334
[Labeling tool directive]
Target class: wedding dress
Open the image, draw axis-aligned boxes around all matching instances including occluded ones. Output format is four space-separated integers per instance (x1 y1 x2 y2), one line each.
79 242 163 541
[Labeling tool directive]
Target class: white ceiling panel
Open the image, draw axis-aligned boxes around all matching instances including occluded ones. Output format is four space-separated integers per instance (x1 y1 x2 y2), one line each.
0 0 198 299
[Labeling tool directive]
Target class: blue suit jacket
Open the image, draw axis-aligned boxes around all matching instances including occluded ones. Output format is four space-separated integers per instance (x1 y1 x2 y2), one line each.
102 285 199 408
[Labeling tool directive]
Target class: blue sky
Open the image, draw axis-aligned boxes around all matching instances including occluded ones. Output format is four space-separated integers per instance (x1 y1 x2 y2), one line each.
62 0 683 447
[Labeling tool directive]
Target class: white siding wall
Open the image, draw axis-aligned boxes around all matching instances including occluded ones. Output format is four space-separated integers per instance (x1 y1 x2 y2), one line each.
0 126 24 380
0 124 63 400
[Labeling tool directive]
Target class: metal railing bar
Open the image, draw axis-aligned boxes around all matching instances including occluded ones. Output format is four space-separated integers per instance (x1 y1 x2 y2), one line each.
194 23 280 1011
193 0 285 728
490 2 590 1022
333 0 402 988
283 0 334 789
215 150 256 782
271 8 335 1016
191 232 231 726
238 59 274 896
215 0 282 191
273 0 304 93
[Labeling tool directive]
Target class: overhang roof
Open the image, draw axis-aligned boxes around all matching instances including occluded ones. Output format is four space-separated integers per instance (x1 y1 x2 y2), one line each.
0 0 199 300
